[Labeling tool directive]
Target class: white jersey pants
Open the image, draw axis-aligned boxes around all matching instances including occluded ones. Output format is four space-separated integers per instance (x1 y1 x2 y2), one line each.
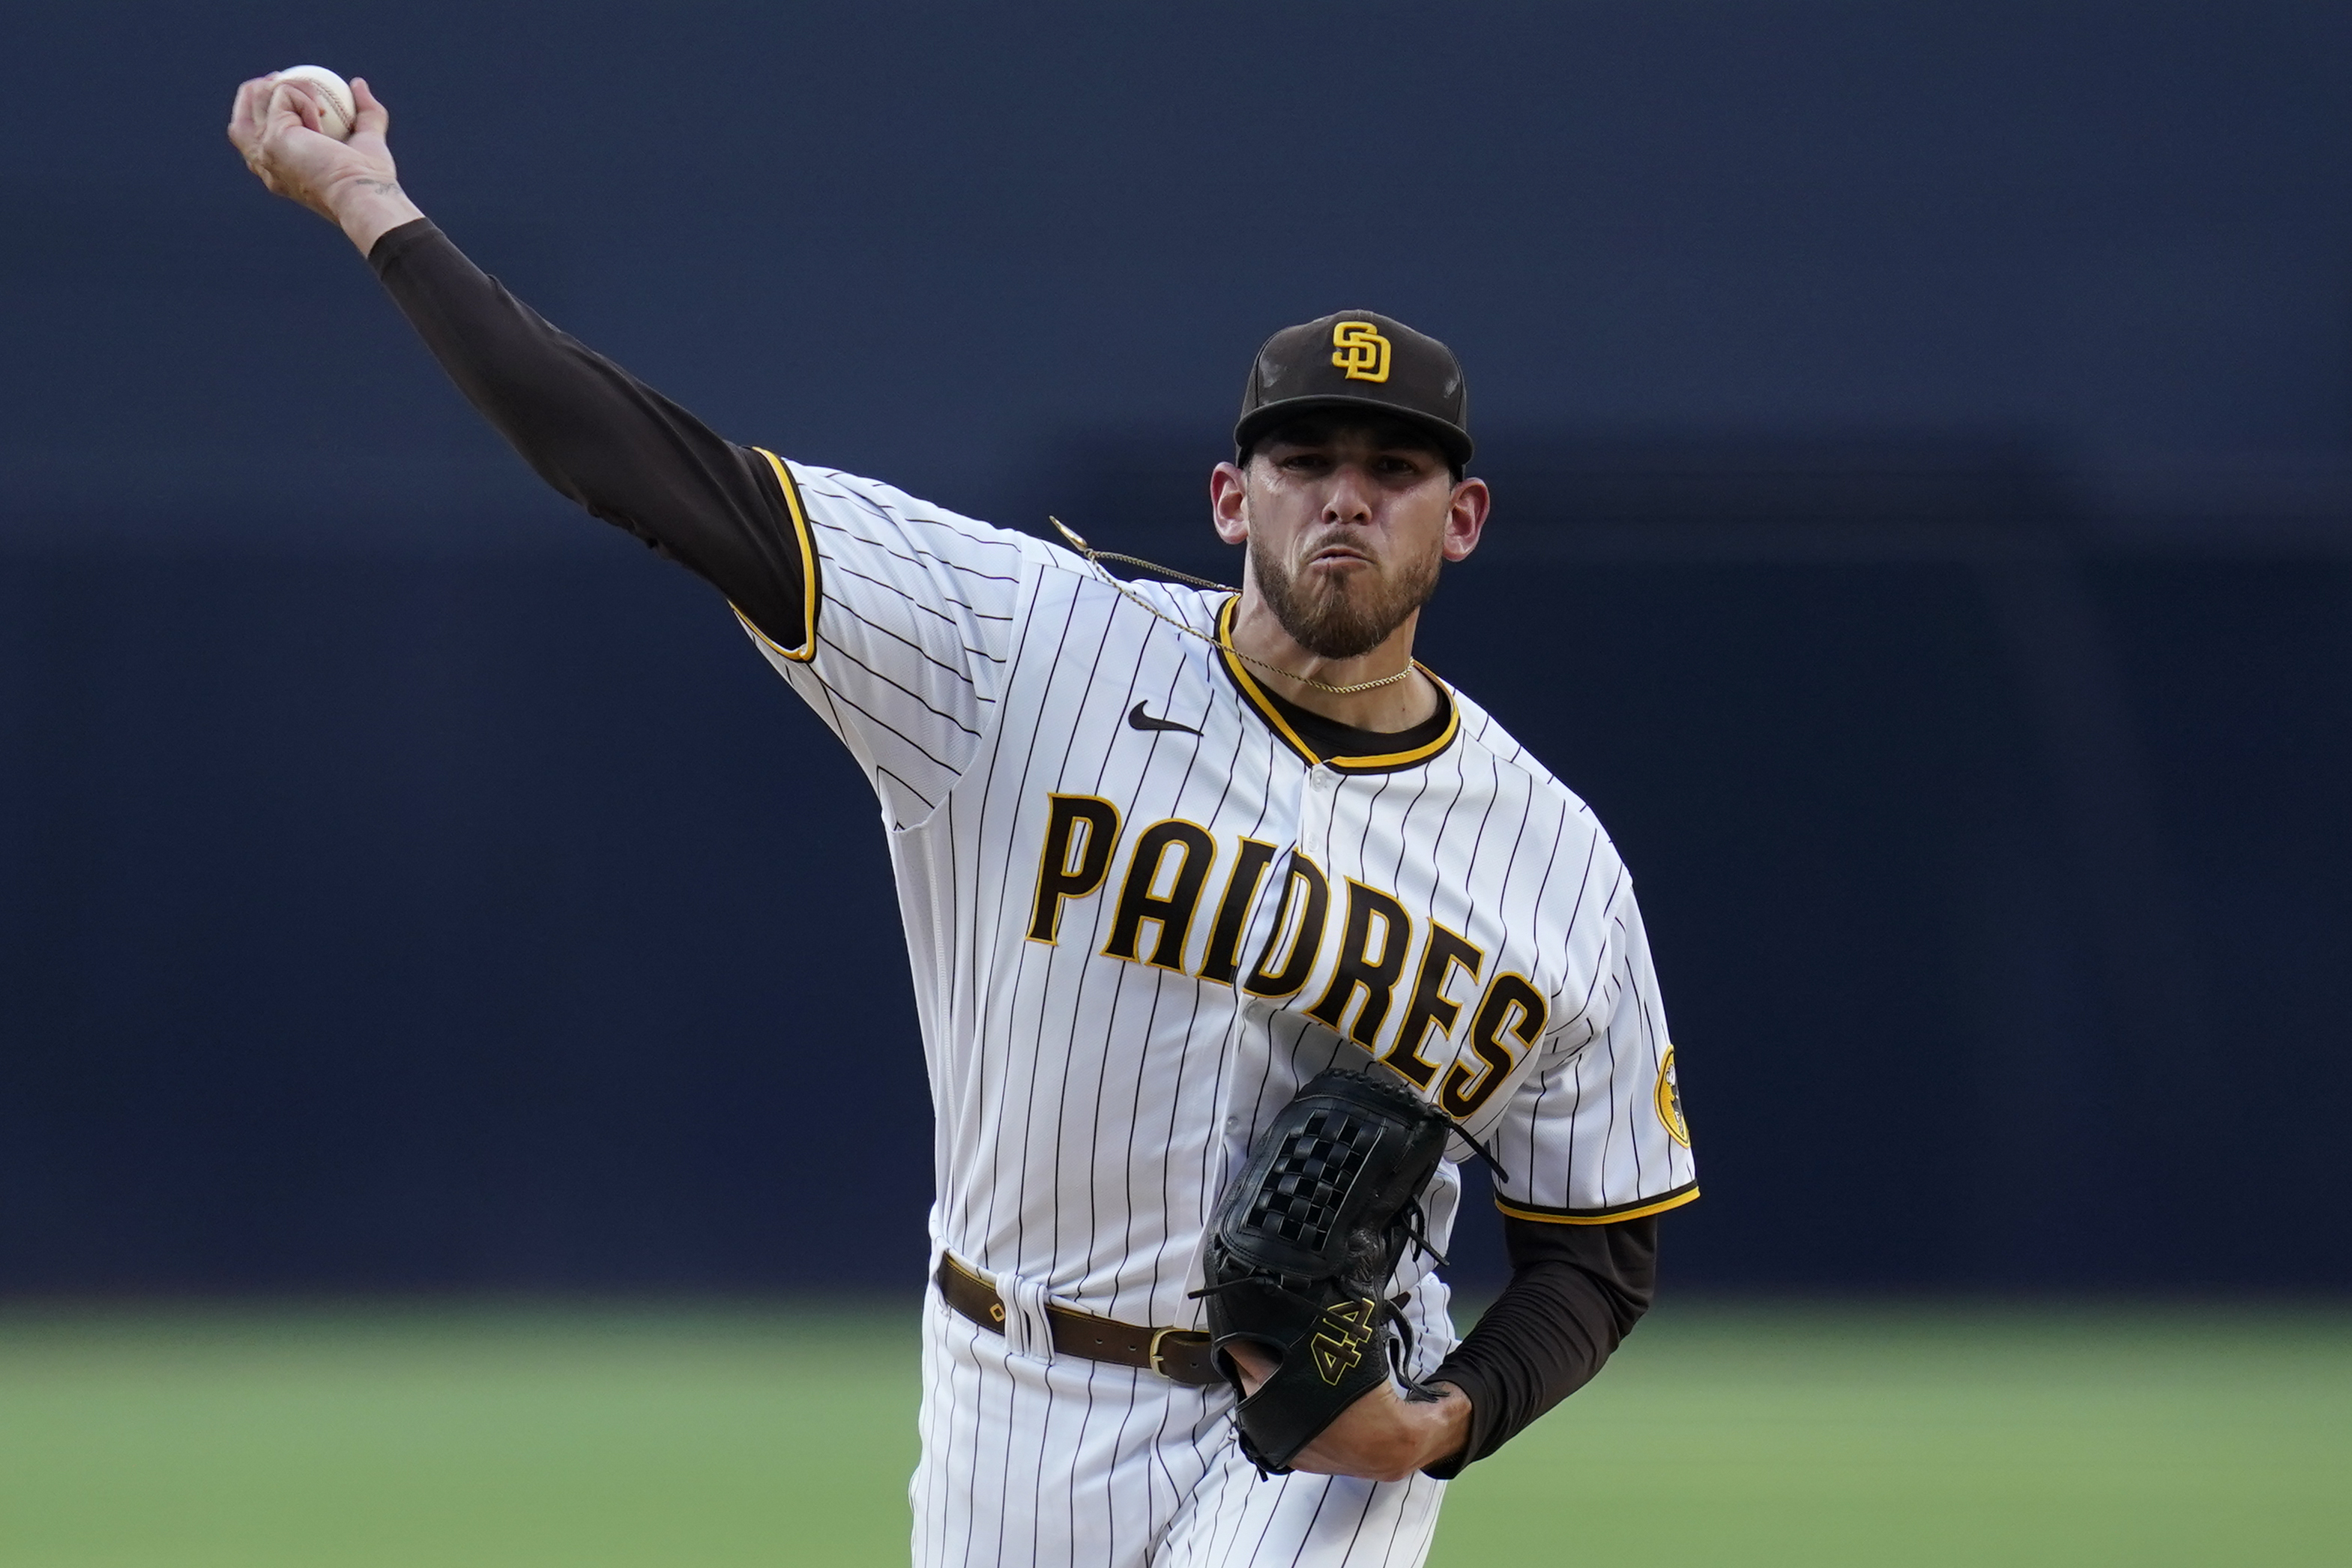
911 1286 1451 1568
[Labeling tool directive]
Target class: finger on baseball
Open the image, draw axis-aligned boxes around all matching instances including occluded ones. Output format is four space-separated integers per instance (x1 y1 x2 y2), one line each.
227 75 275 151
269 79 325 136
255 81 302 142
350 76 390 138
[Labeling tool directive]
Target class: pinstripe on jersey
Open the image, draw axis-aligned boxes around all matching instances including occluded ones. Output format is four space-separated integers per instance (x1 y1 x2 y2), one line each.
739 452 1697 1565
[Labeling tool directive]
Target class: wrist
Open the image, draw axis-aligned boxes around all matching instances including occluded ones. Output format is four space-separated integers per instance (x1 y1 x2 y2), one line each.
326 175 425 256
1410 1381 1472 1471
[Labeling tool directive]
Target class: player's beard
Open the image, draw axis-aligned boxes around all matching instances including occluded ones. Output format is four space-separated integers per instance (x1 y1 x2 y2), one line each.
1248 531 1444 662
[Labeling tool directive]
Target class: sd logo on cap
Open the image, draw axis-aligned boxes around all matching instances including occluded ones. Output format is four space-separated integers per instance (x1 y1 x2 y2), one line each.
1234 309 1472 468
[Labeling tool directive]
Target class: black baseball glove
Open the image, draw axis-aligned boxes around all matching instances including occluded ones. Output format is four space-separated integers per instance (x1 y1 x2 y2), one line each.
1194 1068 1474 1475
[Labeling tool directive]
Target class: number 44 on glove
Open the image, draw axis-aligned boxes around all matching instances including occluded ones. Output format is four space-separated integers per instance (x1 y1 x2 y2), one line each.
1194 1068 1504 1475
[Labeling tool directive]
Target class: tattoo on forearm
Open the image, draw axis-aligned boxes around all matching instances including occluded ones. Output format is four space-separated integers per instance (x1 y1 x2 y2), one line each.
361 178 402 197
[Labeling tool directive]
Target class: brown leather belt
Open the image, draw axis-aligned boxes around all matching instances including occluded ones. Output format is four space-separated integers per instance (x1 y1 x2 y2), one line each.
933 1252 1222 1387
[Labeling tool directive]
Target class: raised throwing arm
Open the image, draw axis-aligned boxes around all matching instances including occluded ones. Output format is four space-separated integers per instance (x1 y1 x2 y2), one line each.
226 73 809 646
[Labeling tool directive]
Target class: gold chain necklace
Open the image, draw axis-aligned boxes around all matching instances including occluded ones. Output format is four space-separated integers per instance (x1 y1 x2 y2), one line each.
1047 518 1418 696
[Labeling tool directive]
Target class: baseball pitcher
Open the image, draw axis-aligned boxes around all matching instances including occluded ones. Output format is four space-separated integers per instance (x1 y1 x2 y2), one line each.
230 69 1699 1568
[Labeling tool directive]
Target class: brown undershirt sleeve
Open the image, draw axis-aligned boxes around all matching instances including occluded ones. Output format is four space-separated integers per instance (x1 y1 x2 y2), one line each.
367 218 808 648
1421 1213 1659 1478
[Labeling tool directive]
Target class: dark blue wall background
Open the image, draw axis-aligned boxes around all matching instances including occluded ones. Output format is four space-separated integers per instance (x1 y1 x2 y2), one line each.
4 1 2348 1293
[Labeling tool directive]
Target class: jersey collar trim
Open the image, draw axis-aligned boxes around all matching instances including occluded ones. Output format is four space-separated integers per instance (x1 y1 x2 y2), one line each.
1213 596 1462 774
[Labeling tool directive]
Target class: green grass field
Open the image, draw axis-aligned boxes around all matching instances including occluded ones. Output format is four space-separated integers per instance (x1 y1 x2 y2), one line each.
1 1301 2344 1567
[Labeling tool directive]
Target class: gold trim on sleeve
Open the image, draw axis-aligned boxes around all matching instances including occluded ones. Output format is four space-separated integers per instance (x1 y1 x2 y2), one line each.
734 447 821 663
1495 1183 1701 1226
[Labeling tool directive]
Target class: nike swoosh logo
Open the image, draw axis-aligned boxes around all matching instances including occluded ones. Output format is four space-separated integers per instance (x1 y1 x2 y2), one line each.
1128 701 1202 737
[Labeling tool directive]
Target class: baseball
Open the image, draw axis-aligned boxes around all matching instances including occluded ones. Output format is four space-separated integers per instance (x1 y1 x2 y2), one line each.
274 64 355 141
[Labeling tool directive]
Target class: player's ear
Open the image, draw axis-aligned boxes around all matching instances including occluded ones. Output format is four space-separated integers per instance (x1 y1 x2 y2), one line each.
1441 476 1490 562
1210 461 1251 546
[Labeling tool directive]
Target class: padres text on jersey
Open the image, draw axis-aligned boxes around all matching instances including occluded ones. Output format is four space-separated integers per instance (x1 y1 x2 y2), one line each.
735 450 1698 1333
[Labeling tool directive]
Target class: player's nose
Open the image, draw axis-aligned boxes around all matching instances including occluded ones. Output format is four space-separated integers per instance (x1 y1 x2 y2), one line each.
1321 465 1378 524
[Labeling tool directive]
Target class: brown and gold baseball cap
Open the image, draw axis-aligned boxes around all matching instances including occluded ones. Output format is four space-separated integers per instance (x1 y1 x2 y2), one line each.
1234 309 1473 468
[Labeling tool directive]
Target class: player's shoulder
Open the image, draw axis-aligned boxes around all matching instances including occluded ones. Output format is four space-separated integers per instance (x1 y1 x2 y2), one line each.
1445 687 1629 869
770 457 1234 645
1080 572 1227 630
1012 531 1229 635
1444 687 1572 797
779 459 1055 574
776 460 1231 611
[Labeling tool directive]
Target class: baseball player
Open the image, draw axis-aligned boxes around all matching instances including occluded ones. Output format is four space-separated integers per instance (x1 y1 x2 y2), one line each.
232 72 1698 1568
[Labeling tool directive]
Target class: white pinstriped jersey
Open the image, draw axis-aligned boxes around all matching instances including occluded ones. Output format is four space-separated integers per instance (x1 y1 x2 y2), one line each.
741 451 1698 1327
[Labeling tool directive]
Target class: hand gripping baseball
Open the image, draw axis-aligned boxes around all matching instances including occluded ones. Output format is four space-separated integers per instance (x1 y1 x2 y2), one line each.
226 73 423 255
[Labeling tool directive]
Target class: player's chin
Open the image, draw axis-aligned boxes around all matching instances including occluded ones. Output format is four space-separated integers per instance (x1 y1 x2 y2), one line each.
1295 561 1388 615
